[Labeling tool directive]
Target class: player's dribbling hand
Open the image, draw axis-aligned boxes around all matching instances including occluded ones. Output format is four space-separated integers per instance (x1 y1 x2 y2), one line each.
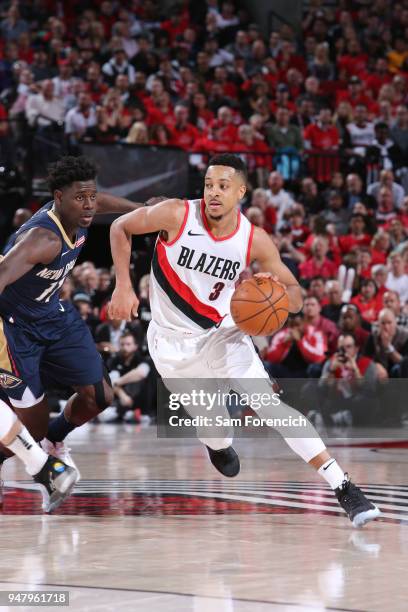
108 288 140 321
253 272 287 291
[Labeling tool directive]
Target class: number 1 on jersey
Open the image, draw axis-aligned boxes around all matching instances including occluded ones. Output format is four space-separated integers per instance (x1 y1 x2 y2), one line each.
208 281 225 301
35 278 65 303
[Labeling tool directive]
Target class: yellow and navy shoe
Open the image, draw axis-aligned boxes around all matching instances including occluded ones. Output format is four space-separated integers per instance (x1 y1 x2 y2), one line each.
41 439 81 483
33 456 78 513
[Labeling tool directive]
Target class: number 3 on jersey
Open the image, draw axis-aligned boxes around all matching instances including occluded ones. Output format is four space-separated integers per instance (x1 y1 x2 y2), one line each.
35 278 65 303
208 281 225 301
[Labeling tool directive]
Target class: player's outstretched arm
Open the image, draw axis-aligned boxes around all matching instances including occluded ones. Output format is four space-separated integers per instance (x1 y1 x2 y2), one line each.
96 192 144 214
249 226 303 313
96 193 168 214
108 198 186 320
0 228 61 294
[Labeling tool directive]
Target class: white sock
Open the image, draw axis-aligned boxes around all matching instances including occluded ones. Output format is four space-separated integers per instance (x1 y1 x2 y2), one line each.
6 426 48 476
318 459 345 490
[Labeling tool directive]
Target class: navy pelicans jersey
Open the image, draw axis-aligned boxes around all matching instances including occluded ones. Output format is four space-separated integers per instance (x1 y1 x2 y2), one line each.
150 198 254 334
0 201 87 322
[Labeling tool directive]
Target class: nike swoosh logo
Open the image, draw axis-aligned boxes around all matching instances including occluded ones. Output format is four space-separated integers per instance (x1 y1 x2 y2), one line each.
61 250 71 256
323 459 336 471
188 230 204 236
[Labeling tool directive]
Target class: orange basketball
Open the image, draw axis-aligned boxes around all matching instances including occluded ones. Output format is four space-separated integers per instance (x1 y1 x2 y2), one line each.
230 277 289 336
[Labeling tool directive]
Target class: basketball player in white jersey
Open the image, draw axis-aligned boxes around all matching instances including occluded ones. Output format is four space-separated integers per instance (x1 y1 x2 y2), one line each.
109 154 380 527
0 399 77 511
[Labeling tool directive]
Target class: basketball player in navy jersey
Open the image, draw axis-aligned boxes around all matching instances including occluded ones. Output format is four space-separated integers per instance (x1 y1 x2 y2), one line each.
0 155 144 492
109 154 380 528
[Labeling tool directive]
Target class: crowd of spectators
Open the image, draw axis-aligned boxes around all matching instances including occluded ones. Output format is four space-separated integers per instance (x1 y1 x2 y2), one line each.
1 0 408 180
2 0 408 427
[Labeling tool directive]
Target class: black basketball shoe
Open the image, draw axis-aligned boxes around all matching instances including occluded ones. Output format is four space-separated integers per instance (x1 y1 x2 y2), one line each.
206 445 240 477
335 474 381 527
33 456 78 513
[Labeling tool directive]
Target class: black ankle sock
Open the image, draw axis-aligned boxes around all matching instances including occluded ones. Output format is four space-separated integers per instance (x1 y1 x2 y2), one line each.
47 411 77 443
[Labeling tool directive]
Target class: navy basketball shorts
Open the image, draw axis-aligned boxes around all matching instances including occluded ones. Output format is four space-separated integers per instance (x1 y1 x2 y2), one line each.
0 302 103 408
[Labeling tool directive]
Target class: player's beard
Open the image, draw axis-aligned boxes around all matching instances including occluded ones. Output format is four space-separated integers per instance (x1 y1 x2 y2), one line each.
208 214 223 221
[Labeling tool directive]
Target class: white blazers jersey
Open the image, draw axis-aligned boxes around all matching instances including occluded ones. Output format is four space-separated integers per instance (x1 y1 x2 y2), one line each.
150 198 254 334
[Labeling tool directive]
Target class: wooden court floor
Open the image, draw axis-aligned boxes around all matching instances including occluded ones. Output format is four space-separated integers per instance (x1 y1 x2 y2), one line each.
0 424 407 611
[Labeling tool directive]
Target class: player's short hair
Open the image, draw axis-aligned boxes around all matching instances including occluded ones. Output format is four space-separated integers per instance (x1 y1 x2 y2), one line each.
207 154 248 183
47 155 97 192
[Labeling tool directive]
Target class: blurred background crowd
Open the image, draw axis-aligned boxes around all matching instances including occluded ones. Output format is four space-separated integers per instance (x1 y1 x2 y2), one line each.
1 0 408 428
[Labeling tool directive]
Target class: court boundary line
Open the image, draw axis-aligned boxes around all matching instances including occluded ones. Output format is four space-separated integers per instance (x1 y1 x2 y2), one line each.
0 580 370 611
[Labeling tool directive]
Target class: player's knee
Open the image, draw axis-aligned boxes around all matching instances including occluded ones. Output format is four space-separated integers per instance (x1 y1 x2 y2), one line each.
79 380 113 414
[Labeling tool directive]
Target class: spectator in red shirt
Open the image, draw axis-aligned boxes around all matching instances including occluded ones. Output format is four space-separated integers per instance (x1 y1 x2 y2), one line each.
17 31 34 64
336 76 378 115
210 66 238 100
189 92 214 132
363 58 393 98
285 206 311 249
299 236 338 280
161 10 189 46
337 39 368 79
144 78 165 112
209 106 238 145
170 104 199 150
285 67 304 100
354 246 374 281
99 1 117 38
338 213 372 254
84 64 109 104
149 123 173 147
269 83 296 115
308 275 326 302
370 231 391 265
338 304 370 351
265 313 327 378
304 107 340 151
351 279 382 324
250 188 276 233
304 108 340 181
146 91 175 131
277 40 307 78
372 264 389 305
234 124 270 183
303 295 339 354
317 333 378 426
